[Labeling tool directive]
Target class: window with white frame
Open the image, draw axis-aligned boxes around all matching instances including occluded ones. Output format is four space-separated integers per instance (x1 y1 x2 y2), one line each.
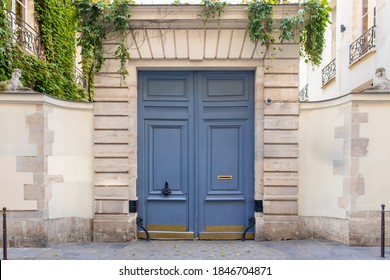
12 0 27 21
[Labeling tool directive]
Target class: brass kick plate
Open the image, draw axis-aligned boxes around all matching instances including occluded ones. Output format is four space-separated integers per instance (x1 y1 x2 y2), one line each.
147 224 186 232
205 225 245 232
218 175 232 180
138 231 194 239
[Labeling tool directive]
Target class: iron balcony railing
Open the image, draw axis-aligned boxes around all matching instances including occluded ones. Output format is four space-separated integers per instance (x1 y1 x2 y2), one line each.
5 10 85 89
299 84 308 102
349 26 376 65
6 10 41 56
75 67 86 89
322 58 336 87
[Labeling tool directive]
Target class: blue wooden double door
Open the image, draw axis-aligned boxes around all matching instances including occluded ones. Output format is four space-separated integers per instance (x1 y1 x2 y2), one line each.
137 71 254 239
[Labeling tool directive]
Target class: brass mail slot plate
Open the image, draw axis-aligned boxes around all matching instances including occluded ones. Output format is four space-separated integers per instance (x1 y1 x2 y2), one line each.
218 175 233 180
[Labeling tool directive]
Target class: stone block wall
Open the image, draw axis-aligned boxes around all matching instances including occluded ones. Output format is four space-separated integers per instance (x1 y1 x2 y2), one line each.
258 53 300 240
93 56 137 242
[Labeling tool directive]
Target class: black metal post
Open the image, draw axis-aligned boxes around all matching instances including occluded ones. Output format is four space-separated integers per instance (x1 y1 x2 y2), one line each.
242 217 256 242
2 207 7 260
136 218 150 241
381 204 385 258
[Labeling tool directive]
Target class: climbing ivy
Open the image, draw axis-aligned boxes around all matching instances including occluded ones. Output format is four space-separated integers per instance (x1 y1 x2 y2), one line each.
2 0 330 101
247 0 275 48
247 0 331 66
107 0 132 79
0 0 85 100
73 0 132 100
199 0 229 24
35 0 76 69
299 0 332 66
0 0 13 80
34 0 84 100
73 0 107 100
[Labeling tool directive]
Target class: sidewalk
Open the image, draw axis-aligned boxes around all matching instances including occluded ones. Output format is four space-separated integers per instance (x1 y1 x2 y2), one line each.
2 239 389 260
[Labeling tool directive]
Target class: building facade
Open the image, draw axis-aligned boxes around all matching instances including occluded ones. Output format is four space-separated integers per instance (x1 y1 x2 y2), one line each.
93 4 301 242
1 3 389 247
299 0 390 101
298 0 390 245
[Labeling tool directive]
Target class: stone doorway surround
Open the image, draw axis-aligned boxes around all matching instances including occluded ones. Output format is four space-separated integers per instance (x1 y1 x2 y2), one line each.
92 5 300 242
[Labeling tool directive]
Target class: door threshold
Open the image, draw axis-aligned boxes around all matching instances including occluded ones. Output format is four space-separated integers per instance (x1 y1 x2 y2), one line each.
137 231 255 240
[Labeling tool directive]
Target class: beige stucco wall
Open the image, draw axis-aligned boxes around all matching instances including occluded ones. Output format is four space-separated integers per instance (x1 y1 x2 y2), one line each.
0 94 94 216
299 93 390 245
0 93 94 246
299 102 346 218
300 94 390 216
358 101 390 211
48 106 94 219
0 103 37 210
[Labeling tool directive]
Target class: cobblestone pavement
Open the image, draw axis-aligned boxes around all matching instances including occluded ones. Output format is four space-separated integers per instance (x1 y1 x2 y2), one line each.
2 239 390 260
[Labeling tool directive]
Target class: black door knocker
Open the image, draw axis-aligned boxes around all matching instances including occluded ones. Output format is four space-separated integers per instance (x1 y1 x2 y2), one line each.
161 181 171 196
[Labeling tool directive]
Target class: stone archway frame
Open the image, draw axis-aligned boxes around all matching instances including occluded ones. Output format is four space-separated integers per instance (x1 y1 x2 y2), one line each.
92 5 300 242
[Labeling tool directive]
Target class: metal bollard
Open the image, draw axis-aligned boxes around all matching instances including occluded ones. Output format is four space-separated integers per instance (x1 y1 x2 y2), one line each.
2 207 7 260
381 204 385 258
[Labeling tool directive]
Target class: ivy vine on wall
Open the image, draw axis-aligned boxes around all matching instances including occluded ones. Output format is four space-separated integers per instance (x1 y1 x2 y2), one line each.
247 0 276 49
1 0 330 101
73 0 132 100
0 0 85 101
34 0 84 100
299 0 332 66
0 1 13 80
247 0 331 66
199 0 229 24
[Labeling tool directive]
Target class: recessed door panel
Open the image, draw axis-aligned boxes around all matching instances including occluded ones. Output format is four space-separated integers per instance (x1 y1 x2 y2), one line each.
208 124 241 193
204 202 245 226
143 73 189 101
147 122 188 196
144 121 190 233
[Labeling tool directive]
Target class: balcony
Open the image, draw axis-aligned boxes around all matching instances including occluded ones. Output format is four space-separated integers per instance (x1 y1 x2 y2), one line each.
5 10 41 57
349 26 376 65
5 10 85 89
322 58 336 87
299 84 308 102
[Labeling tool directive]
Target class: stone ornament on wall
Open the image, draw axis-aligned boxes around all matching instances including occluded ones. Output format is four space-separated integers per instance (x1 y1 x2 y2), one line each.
364 67 390 91
0 69 34 92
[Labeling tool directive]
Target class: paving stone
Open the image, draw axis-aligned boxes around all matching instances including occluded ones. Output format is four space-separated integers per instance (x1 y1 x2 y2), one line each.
2 239 389 260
